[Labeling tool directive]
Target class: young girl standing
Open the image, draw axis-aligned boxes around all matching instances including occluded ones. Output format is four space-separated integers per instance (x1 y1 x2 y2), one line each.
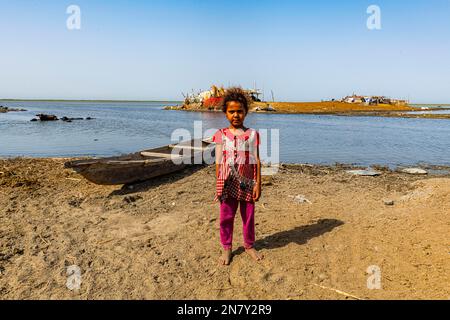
213 87 263 265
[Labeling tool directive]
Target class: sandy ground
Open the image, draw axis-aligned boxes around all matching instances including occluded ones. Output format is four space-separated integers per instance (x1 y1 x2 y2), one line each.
0 158 449 300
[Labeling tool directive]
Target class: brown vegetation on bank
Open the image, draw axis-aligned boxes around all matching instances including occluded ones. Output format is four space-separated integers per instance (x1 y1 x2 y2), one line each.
252 101 416 114
166 101 418 115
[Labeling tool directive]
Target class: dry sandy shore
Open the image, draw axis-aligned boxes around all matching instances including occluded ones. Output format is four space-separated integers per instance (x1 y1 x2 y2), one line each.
1 158 449 300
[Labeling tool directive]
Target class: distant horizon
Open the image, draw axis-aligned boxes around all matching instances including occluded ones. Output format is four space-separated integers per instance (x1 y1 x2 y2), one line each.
1 98 449 105
0 98 183 103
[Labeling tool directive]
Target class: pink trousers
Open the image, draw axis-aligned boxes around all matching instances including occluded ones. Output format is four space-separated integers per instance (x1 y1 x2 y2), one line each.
220 197 255 250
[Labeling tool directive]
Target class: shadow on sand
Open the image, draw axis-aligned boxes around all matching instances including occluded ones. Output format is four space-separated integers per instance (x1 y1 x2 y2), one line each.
232 218 344 257
109 165 207 197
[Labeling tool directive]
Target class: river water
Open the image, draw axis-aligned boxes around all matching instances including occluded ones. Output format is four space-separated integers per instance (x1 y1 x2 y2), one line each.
1 101 449 166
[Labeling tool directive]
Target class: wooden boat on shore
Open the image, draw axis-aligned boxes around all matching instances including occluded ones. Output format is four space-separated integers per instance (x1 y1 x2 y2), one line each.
64 138 215 185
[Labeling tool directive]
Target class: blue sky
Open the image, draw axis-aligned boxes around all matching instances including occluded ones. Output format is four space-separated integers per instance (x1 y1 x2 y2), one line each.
0 0 449 103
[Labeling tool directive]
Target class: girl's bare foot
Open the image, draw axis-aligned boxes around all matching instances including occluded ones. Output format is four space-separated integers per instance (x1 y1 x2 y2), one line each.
219 249 232 265
245 248 264 262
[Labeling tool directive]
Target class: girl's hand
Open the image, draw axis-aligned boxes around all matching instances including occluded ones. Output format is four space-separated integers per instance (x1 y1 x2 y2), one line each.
253 183 261 202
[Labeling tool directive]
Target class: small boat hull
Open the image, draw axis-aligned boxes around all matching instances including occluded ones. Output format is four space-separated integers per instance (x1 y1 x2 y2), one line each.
65 139 215 185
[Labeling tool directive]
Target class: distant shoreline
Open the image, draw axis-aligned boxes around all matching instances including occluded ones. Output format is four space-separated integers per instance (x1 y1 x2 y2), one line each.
2 99 449 119
0 99 183 103
166 101 450 119
1 99 449 105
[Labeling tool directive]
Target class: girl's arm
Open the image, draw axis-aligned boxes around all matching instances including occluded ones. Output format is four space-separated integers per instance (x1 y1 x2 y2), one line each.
256 144 261 186
215 143 223 178
253 141 262 202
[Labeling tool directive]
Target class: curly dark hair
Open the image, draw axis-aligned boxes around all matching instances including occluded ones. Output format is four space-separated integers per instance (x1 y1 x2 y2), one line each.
222 87 251 114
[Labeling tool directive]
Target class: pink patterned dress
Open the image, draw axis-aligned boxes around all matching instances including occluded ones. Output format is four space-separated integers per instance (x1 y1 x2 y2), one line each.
212 128 260 202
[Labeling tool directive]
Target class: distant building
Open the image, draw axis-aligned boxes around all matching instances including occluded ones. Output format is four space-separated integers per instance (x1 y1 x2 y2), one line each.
390 99 408 106
342 94 364 104
342 94 408 106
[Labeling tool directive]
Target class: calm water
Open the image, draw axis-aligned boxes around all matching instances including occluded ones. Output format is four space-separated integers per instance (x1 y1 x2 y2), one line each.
1 101 450 166
409 104 450 115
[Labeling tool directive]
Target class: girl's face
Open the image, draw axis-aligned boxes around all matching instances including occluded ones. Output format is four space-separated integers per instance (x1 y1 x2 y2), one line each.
225 101 246 128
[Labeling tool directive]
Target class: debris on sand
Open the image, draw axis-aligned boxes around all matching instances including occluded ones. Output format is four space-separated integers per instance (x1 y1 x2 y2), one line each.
261 164 280 176
401 168 428 175
290 194 312 204
123 195 143 204
346 169 381 176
